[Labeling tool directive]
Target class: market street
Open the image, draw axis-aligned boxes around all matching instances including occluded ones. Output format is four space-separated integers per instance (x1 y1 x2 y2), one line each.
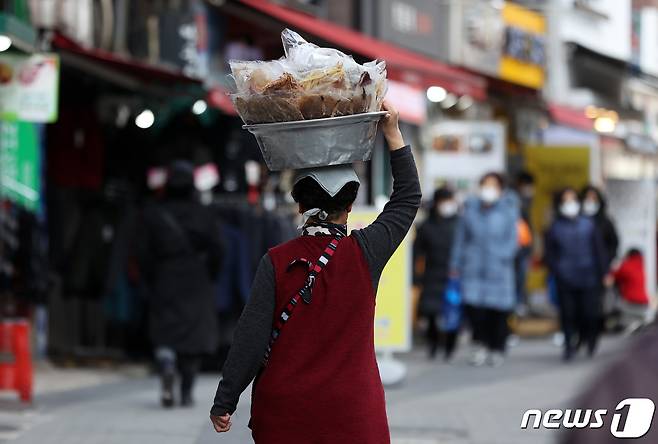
0 335 625 444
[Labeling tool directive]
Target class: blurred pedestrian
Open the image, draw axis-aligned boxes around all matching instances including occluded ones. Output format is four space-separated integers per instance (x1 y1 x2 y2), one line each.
580 185 619 268
138 160 223 407
209 103 421 442
514 172 535 313
609 248 651 334
450 173 519 367
414 187 459 360
545 188 606 361
581 185 619 335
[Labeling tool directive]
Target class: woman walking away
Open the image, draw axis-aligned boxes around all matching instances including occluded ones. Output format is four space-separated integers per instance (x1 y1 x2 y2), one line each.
414 187 459 360
450 173 519 367
545 188 606 361
139 160 223 407
209 102 421 443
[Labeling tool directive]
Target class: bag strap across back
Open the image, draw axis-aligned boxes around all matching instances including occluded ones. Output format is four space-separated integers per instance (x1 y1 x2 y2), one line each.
262 233 343 367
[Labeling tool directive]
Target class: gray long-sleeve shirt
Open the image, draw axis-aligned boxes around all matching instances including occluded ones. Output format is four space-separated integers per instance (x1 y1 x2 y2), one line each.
211 145 421 416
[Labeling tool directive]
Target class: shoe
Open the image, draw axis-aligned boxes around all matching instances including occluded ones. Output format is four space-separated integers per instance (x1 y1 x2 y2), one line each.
469 347 488 367
488 352 504 368
181 393 194 407
562 348 574 363
161 373 175 408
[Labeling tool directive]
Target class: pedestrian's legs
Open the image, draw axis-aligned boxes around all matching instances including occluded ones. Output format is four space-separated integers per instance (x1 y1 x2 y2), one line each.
426 315 440 359
580 287 602 357
557 283 577 361
464 304 484 344
177 353 201 406
444 331 458 360
155 346 176 407
488 309 509 353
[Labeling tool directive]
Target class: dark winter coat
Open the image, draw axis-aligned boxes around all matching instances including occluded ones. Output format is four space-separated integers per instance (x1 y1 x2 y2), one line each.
414 215 458 316
585 188 619 269
139 198 223 354
544 215 606 290
449 192 520 311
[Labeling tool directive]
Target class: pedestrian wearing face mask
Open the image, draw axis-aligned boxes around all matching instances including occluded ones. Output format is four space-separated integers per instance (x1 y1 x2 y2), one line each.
580 185 619 270
450 173 520 367
544 188 607 361
414 187 460 360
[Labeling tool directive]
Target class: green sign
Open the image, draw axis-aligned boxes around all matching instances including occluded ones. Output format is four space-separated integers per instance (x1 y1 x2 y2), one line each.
0 120 40 211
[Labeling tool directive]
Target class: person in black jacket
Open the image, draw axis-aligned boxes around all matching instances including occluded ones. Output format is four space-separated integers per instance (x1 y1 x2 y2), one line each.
580 185 619 269
139 160 223 407
414 187 459 360
545 188 606 361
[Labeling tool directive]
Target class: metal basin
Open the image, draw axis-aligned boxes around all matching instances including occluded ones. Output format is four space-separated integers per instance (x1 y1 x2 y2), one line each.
242 111 386 171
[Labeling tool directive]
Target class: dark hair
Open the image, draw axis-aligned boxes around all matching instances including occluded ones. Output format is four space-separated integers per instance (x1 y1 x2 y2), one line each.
627 248 643 258
553 187 578 213
291 178 359 217
479 172 506 189
516 171 535 187
433 187 454 205
166 160 196 200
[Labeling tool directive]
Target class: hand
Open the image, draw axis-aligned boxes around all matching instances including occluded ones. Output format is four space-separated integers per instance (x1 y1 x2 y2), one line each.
603 274 614 288
210 414 232 433
449 269 459 279
381 101 405 151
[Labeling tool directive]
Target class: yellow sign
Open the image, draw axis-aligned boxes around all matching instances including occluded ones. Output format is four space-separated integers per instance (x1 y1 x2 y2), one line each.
500 2 546 89
349 208 411 352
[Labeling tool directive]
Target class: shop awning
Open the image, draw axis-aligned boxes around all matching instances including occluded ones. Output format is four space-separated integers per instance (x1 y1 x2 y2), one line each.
548 103 593 131
52 33 204 96
225 0 487 101
0 13 36 53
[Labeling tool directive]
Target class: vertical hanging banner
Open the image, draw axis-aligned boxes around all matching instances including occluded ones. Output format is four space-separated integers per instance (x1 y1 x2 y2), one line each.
349 209 412 352
0 53 60 123
0 121 40 212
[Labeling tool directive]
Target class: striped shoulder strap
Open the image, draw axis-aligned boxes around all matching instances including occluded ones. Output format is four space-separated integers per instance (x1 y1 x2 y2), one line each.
262 234 343 367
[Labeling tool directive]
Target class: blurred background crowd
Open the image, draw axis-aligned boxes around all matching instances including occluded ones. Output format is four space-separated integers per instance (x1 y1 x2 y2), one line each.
0 0 658 442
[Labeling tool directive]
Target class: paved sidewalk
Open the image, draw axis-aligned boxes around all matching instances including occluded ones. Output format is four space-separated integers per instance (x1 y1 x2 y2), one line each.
0 335 626 444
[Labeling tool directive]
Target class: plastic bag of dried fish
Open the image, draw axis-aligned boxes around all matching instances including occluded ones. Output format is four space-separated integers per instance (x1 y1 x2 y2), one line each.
229 28 387 125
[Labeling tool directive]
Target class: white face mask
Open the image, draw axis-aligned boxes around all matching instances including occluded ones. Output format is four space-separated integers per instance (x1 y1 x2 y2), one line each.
560 201 580 218
438 201 458 217
582 200 600 216
479 186 500 204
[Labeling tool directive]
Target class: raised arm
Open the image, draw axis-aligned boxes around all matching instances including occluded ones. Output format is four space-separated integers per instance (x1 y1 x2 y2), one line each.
210 254 275 420
352 102 422 289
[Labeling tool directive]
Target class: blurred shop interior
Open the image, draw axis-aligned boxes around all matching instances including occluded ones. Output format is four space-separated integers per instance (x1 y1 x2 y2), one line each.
0 0 657 366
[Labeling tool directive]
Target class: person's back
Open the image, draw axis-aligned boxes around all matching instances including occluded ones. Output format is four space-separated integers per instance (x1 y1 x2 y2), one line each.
252 235 387 441
139 160 222 406
209 103 421 442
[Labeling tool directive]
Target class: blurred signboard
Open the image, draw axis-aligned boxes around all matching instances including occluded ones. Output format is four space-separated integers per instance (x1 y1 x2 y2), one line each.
0 121 40 212
455 2 545 89
349 209 412 352
376 0 445 59
0 53 60 123
420 120 506 194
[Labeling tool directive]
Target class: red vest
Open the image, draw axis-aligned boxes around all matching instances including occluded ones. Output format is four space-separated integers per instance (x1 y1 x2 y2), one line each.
250 235 390 444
